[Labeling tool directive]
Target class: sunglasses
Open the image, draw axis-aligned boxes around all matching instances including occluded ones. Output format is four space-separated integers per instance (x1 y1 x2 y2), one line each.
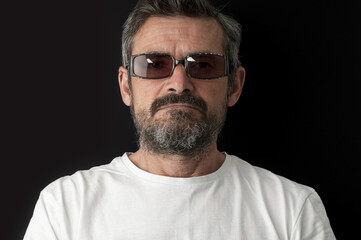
127 52 229 79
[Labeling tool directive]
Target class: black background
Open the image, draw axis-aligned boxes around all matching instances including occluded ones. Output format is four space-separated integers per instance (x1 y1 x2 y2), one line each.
4 0 360 239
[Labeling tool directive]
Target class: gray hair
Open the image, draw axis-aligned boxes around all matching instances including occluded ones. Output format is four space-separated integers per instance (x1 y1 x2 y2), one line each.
121 0 242 93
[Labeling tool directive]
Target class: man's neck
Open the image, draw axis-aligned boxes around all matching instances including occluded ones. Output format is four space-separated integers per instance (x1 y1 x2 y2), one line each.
128 144 226 178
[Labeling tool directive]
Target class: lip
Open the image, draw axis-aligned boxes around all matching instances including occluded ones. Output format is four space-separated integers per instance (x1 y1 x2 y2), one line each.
158 103 201 112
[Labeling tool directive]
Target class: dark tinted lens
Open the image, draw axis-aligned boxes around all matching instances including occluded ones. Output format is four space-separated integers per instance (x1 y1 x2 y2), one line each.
133 54 174 78
187 54 226 79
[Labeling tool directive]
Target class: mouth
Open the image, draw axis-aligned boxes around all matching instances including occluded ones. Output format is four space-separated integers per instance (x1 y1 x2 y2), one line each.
150 93 208 117
158 103 202 112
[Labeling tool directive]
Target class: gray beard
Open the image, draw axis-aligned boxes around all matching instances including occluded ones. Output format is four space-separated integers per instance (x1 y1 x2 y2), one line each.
131 94 227 156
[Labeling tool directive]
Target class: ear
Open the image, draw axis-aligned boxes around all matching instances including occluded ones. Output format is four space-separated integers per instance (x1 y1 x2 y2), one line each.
118 66 132 106
227 66 245 107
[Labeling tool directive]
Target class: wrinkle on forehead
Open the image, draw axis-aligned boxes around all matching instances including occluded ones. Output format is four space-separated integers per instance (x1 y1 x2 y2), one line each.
132 16 224 58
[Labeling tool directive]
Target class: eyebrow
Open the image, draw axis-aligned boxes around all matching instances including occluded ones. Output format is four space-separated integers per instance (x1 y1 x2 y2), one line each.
143 51 170 55
142 51 223 57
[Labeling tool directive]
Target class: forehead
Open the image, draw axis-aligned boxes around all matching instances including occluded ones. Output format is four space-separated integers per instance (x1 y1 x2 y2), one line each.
132 16 225 57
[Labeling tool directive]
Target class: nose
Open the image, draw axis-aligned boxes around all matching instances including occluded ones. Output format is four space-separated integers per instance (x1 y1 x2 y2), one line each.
166 64 194 94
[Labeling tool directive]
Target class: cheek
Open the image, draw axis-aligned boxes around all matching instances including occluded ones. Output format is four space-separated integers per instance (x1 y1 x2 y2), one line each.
199 83 228 104
131 79 165 106
203 89 228 116
131 91 158 119
132 96 150 115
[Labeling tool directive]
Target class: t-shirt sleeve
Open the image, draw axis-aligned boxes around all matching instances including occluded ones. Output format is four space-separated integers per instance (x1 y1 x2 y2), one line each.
291 191 336 240
23 191 59 240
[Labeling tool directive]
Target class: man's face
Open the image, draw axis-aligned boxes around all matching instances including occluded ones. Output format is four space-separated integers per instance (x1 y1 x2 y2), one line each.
122 16 234 156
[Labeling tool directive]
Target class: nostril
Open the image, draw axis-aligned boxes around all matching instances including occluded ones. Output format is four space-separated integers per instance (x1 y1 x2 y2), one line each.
167 87 190 93
168 88 176 92
183 89 190 93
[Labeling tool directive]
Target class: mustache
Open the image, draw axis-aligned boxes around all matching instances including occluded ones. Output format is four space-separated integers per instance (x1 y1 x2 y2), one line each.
150 93 207 116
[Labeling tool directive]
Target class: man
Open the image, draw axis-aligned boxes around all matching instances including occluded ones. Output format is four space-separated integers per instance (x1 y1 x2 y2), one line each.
24 0 336 239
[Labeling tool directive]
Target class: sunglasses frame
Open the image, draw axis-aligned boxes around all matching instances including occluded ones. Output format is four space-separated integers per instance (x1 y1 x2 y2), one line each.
127 52 229 80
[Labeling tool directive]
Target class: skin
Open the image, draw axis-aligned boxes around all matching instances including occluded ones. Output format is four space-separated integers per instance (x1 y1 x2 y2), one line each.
118 16 245 177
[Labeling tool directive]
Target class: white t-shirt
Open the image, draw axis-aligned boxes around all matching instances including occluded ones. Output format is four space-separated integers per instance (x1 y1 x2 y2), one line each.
24 153 336 240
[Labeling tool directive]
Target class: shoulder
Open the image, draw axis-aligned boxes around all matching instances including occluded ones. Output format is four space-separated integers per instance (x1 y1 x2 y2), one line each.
40 155 128 199
226 154 315 206
224 154 335 239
